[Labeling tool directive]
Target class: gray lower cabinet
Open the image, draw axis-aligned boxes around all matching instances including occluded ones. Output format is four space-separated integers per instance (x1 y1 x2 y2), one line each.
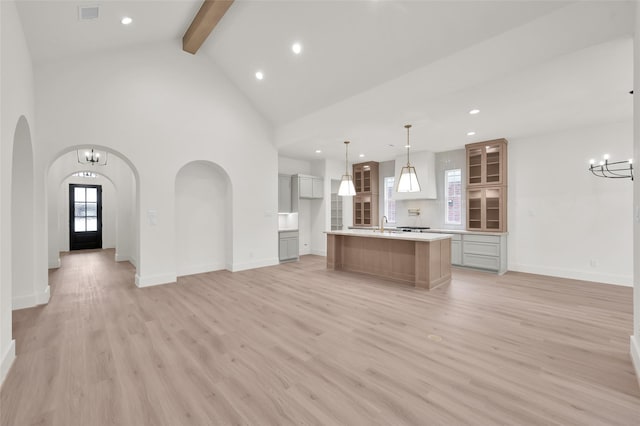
450 236 462 265
279 231 299 261
461 234 507 274
423 231 507 274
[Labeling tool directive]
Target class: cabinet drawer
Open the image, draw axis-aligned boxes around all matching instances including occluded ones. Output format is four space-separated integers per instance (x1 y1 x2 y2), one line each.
463 241 499 256
463 254 499 271
279 231 299 239
464 234 500 244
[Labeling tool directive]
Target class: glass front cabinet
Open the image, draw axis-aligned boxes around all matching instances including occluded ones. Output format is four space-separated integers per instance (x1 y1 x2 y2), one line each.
466 139 507 187
467 187 506 232
465 139 507 232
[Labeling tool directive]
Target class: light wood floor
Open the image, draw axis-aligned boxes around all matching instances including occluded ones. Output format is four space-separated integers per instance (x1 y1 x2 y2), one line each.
1 249 639 425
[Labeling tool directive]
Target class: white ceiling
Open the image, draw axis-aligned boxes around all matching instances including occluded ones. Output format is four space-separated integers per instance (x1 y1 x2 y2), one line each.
15 1 636 163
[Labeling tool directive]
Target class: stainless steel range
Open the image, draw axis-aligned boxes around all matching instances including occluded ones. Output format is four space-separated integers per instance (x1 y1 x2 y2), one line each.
396 226 431 233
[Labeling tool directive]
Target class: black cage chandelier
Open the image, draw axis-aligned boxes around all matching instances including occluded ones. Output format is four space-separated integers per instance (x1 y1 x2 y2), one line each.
77 149 108 166
588 154 633 181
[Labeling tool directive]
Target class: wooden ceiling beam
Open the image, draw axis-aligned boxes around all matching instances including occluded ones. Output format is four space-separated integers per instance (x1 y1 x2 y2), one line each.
183 0 234 55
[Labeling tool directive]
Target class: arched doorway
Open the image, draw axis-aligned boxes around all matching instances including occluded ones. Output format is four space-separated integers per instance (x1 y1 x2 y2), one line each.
47 147 140 275
175 161 232 276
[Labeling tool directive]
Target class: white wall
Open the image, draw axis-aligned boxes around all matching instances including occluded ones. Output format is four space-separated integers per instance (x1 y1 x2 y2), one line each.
36 42 277 286
175 161 231 276
630 0 640 386
508 120 633 286
0 0 38 384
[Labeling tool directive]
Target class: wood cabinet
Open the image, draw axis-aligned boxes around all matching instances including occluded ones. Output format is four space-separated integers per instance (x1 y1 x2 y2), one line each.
467 186 505 232
466 139 507 232
354 194 378 227
279 231 299 261
467 139 507 187
353 162 378 194
352 162 379 227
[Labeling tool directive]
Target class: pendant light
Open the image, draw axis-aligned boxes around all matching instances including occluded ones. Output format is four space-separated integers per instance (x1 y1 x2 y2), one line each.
396 124 421 192
338 141 356 196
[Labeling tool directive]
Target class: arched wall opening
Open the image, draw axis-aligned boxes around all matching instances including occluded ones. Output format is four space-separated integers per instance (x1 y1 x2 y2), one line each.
46 147 140 274
51 172 118 261
11 117 36 309
175 161 233 276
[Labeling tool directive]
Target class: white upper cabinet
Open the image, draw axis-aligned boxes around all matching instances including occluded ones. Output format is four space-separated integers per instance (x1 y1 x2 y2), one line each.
393 150 437 200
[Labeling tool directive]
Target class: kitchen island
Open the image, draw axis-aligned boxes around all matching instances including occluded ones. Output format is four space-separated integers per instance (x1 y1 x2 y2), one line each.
326 230 452 290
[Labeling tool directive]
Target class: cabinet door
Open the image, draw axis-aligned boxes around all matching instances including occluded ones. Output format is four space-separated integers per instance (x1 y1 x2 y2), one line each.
278 175 291 212
451 240 462 265
467 189 483 231
467 147 483 186
312 177 324 198
467 140 506 186
353 166 363 193
279 238 288 260
467 187 505 232
299 176 313 198
354 196 363 225
484 187 503 231
287 237 299 259
485 142 505 185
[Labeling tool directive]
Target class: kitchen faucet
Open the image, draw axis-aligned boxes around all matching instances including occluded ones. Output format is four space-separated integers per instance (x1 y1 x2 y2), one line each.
380 215 388 232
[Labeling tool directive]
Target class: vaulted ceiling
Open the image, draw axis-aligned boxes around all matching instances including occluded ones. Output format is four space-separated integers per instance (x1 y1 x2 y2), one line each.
15 1 635 162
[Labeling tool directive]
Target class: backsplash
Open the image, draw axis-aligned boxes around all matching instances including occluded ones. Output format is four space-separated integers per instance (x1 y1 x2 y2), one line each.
390 149 466 230
278 212 299 230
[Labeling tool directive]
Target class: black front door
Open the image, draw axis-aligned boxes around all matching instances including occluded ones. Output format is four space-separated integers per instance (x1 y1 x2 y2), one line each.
69 184 102 250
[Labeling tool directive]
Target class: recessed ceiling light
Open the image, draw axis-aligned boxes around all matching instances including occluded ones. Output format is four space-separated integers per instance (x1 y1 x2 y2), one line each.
359 154 365 158
467 131 476 136
292 42 302 55
469 109 480 115
255 71 264 80
121 16 132 25
315 149 322 154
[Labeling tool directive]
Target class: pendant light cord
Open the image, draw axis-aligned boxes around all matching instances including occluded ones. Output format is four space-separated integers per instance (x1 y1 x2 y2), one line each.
405 124 412 166
344 141 350 174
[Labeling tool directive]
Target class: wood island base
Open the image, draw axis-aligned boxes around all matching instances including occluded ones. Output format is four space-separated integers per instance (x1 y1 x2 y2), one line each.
326 233 451 290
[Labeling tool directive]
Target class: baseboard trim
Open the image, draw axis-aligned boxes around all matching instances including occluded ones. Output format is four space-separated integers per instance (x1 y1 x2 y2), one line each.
13 294 36 310
631 335 640 389
310 249 326 256
134 273 176 288
508 263 632 286
1 340 16 387
37 286 50 305
48 258 60 269
231 258 279 272
177 262 226 277
115 252 130 262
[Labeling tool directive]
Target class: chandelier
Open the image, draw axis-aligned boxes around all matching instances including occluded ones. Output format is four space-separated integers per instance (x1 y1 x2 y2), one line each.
589 154 633 181
77 149 108 166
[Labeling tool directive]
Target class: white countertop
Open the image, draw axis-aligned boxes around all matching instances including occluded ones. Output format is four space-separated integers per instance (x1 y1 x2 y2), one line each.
326 229 453 242
349 226 507 236
279 228 299 232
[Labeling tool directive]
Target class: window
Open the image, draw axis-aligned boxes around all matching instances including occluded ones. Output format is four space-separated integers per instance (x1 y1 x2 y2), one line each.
445 169 462 225
383 177 396 223
72 171 98 178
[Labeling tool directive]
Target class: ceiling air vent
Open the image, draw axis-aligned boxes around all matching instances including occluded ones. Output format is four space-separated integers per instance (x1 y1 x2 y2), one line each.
78 5 100 21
